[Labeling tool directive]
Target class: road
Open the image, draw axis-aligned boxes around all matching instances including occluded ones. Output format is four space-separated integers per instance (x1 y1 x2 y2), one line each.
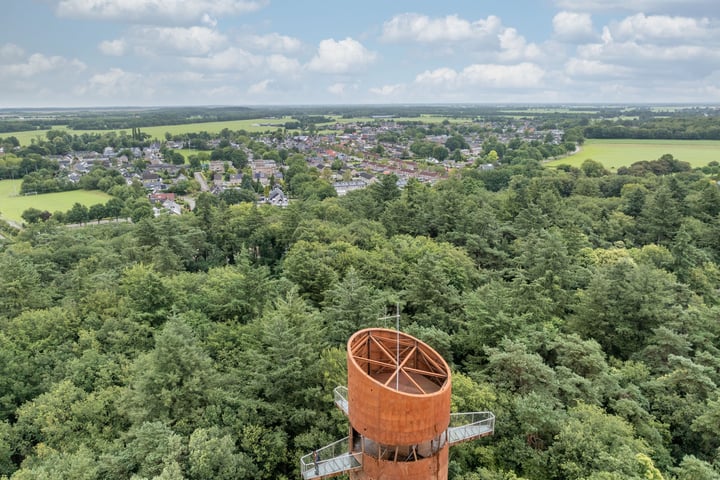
194 171 209 192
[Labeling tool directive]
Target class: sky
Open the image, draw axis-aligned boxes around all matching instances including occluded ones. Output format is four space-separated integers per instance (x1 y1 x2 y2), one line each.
1 0 720 107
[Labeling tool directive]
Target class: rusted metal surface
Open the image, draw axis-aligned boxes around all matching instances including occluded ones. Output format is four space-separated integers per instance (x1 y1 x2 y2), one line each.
350 445 448 480
300 328 493 479
347 328 452 453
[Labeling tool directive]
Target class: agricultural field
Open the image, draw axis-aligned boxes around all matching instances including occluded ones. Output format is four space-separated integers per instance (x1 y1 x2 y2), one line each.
0 179 111 223
547 139 720 170
4 118 292 146
4 115 472 146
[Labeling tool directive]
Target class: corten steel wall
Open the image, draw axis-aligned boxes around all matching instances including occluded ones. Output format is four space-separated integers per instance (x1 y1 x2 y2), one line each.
354 447 448 480
347 328 451 480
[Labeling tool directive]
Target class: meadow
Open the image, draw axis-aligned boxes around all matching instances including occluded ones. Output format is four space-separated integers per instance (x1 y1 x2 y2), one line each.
5 115 471 146
6 118 292 145
547 139 720 170
0 180 111 223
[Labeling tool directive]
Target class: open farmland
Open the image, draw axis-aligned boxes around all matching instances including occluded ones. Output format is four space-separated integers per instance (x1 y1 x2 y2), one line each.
0 180 112 223
5 118 292 146
547 139 720 170
5 115 472 146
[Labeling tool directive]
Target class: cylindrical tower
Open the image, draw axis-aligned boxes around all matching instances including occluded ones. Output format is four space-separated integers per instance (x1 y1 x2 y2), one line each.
346 328 451 480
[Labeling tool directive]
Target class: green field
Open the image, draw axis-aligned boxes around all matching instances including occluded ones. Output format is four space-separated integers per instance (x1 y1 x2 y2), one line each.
5 118 293 146
0 180 112 223
5 115 473 146
547 139 720 170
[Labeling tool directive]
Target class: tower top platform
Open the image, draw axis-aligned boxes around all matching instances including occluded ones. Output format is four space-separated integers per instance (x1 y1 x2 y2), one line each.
348 328 450 396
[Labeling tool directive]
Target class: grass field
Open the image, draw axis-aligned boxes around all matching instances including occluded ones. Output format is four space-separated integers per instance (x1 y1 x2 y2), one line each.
0 180 112 223
547 139 720 170
5 118 293 146
5 115 473 146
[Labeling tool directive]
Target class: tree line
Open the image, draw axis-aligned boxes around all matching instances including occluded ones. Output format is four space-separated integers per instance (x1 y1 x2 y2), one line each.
1 151 720 479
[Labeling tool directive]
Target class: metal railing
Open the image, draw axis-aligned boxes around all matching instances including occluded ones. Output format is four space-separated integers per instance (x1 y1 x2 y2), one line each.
448 411 495 445
300 436 362 479
333 386 349 415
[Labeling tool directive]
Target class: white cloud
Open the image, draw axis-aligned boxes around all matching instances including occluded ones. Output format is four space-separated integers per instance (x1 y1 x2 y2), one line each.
460 63 546 87
137 26 226 56
266 54 301 75
0 53 85 78
380 13 541 62
306 38 376 74
369 83 405 96
328 83 346 95
498 28 542 61
99 27 226 57
415 67 457 85
56 0 267 25
245 33 302 53
184 47 262 71
579 41 720 64
612 13 712 42
248 79 272 94
415 63 545 89
564 58 630 77
98 39 126 56
81 68 146 97
553 12 597 42
381 13 503 43
558 9 720 87
553 0 716 13
0 44 25 61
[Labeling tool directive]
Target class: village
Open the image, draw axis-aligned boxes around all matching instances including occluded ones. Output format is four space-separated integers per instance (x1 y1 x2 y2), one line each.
28 117 566 216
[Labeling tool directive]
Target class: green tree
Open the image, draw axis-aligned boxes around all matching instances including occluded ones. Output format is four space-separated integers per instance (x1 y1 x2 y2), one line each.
88 203 107 223
571 257 682 359
0 254 51 318
187 427 251 480
0 420 13 477
120 264 172 325
21 207 44 224
66 202 89 224
105 197 125 220
581 159 609 177
547 404 651 479
321 267 384 345
122 319 219 433
639 184 682 245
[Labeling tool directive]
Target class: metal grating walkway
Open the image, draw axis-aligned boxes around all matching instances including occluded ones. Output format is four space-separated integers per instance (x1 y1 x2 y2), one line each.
333 386 349 416
301 452 362 480
448 423 494 445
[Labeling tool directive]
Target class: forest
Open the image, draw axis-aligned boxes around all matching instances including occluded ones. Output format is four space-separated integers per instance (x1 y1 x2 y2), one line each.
1 153 720 479
3 104 720 139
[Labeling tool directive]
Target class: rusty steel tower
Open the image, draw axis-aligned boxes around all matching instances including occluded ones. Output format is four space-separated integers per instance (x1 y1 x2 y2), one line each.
301 327 495 479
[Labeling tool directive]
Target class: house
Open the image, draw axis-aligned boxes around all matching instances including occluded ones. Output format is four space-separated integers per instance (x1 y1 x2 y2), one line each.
143 181 168 191
153 200 183 216
163 200 183 215
266 186 288 207
149 192 176 204
333 180 367 196
227 173 243 186
209 161 225 173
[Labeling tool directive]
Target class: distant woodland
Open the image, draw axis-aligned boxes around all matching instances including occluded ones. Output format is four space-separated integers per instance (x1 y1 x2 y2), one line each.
1 110 720 479
2 104 720 140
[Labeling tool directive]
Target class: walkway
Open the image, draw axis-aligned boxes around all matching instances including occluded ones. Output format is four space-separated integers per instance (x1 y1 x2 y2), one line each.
301 453 362 480
448 422 494 445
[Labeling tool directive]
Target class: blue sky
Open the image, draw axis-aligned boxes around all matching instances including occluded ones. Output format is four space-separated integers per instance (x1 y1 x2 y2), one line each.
1 0 719 107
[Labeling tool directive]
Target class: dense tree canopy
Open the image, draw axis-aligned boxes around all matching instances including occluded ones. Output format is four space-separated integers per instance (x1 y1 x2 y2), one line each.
1 150 720 480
